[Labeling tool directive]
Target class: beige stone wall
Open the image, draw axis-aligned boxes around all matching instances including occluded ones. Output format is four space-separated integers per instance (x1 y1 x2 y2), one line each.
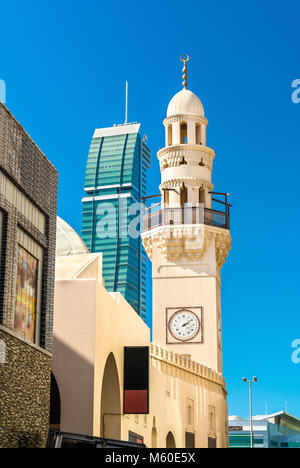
53 253 228 448
121 345 228 448
150 238 223 372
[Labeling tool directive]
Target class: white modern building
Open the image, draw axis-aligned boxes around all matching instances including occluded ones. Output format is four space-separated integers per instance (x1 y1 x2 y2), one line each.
229 412 300 448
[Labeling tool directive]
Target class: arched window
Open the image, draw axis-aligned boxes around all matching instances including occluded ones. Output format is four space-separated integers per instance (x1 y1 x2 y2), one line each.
151 417 157 448
199 188 205 205
187 405 192 426
166 431 176 448
164 189 169 208
180 184 188 208
100 353 121 440
196 123 202 145
180 122 187 144
168 125 173 146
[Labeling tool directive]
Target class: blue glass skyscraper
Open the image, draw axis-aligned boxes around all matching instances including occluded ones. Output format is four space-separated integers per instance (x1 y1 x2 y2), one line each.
82 123 150 322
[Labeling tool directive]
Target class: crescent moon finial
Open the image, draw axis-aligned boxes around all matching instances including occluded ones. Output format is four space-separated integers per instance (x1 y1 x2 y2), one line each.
180 55 190 89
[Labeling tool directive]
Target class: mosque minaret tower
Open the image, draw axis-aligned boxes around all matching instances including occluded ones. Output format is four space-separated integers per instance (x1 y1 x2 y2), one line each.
142 56 231 373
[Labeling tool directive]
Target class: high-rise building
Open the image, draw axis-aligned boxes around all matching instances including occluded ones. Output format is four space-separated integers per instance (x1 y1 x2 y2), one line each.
82 123 150 322
0 102 58 448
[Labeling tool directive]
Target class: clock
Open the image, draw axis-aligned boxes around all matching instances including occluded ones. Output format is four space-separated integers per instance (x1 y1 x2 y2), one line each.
217 315 222 348
166 307 203 344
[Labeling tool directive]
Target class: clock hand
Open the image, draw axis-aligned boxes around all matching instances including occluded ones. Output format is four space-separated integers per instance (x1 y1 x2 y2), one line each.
182 320 192 327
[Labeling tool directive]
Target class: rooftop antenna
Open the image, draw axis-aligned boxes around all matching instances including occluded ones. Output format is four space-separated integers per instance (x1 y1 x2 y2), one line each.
180 54 190 89
125 81 128 124
285 401 288 413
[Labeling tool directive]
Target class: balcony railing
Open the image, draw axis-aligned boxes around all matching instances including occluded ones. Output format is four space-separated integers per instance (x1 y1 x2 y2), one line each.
143 206 230 232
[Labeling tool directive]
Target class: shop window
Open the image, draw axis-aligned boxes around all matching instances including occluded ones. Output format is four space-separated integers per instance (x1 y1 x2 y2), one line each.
14 245 39 342
13 229 43 345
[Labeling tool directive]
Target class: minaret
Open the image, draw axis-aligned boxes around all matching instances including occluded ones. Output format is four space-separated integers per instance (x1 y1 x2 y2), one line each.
142 56 231 373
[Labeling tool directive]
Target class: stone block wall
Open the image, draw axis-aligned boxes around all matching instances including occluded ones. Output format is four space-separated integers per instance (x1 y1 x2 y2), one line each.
0 330 51 448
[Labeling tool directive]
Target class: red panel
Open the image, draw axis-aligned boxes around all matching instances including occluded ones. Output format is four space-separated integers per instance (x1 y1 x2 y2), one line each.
124 390 148 414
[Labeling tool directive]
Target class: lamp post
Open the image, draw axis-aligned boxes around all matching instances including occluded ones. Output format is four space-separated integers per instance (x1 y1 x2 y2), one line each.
242 376 258 448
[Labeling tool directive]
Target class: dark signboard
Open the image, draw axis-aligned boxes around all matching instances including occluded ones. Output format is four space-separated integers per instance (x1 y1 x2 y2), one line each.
123 346 149 414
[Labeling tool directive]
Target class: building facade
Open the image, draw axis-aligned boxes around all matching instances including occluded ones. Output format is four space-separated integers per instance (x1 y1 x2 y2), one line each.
82 123 150 322
229 412 300 448
0 103 58 448
52 218 228 448
52 58 230 448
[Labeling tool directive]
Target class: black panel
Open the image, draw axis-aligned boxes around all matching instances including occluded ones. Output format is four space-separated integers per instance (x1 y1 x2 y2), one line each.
185 431 195 448
208 437 217 448
124 347 149 390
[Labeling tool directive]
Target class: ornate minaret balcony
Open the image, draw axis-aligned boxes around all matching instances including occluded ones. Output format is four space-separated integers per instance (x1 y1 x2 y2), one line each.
143 201 230 232
142 194 231 268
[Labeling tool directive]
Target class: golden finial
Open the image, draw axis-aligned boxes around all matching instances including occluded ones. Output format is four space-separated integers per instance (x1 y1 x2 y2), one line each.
180 54 190 89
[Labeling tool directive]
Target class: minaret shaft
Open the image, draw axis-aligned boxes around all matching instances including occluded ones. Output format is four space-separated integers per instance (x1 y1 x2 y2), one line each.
142 58 231 373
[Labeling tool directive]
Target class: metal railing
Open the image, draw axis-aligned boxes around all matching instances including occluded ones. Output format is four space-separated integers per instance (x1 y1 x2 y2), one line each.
143 206 230 232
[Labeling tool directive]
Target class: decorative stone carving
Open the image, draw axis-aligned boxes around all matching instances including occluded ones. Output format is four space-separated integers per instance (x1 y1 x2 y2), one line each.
150 343 226 390
142 224 231 269
158 145 215 172
163 114 208 126
160 178 214 191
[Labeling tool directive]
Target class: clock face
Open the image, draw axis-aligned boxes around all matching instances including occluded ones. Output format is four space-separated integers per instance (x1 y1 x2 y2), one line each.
218 316 222 347
169 310 200 341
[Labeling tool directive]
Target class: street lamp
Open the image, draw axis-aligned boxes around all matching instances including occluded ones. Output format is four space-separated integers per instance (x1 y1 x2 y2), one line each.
242 376 258 448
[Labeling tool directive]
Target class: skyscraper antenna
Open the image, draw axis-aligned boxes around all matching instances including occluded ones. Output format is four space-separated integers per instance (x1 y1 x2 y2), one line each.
125 81 128 124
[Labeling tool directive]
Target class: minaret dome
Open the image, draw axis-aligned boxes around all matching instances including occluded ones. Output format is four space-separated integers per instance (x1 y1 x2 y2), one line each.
167 88 204 118
164 56 207 147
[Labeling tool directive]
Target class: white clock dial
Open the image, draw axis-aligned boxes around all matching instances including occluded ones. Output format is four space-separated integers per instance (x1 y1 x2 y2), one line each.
169 310 200 341
218 316 222 346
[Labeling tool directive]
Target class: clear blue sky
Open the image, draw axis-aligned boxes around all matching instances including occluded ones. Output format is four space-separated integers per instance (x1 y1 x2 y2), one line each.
1 0 300 419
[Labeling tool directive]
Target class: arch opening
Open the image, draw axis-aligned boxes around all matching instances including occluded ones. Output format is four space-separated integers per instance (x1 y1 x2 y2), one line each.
100 353 121 440
151 417 157 448
180 122 187 144
187 405 192 426
199 188 205 205
167 125 173 146
166 431 176 448
180 184 188 208
50 372 61 431
196 123 202 145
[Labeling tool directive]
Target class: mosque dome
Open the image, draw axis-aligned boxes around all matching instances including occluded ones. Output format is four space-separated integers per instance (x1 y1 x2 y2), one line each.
56 216 89 256
167 88 204 118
